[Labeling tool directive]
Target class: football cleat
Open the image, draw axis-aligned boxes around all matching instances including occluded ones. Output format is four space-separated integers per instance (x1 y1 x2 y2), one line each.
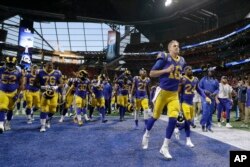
142 133 150 149
84 114 90 121
73 117 78 124
186 138 195 148
4 121 11 131
160 145 172 159
40 126 46 132
45 120 51 128
102 120 108 123
59 116 64 123
78 120 83 126
226 123 232 128
0 124 4 134
27 119 32 124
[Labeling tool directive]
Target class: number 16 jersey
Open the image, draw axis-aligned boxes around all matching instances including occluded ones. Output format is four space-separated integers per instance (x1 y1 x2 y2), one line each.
151 52 186 91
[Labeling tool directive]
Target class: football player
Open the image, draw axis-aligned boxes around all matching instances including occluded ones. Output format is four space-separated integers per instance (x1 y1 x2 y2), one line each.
91 74 108 123
34 62 63 132
0 56 24 133
24 64 40 124
115 69 132 121
58 75 76 123
130 68 150 129
69 70 92 126
175 66 208 147
141 40 186 159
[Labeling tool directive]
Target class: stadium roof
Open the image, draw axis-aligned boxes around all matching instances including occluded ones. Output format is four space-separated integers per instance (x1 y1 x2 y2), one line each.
1 0 249 42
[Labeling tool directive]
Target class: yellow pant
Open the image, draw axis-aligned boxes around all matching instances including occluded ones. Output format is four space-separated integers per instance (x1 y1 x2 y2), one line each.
40 92 59 113
135 98 149 111
25 90 41 109
182 103 194 121
0 90 17 111
117 95 128 107
153 89 179 119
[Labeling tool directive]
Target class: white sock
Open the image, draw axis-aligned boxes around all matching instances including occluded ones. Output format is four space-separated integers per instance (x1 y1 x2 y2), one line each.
143 109 149 120
163 138 170 147
77 115 82 121
40 119 46 126
0 121 4 127
144 129 150 136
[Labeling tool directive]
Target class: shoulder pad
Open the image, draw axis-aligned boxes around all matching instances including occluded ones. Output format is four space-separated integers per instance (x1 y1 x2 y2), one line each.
156 52 167 60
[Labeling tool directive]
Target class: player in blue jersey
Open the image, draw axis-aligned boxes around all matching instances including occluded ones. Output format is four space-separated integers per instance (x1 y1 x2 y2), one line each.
24 64 40 124
59 77 77 122
141 40 186 159
34 62 63 132
91 74 108 123
0 56 24 133
70 70 92 126
115 69 133 121
175 66 208 147
199 68 219 132
130 68 150 129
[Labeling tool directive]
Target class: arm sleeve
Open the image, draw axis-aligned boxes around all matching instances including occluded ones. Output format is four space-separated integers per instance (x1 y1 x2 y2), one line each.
212 80 220 95
151 59 165 71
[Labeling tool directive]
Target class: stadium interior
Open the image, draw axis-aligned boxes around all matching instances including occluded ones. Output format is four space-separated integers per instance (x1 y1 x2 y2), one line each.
0 1 250 166
0 0 249 80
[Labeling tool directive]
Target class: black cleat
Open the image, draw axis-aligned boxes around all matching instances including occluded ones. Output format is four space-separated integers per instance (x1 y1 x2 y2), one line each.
102 120 108 123
202 126 206 132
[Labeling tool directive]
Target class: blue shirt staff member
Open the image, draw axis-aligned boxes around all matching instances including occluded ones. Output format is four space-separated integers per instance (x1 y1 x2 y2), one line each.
199 68 219 132
141 40 186 159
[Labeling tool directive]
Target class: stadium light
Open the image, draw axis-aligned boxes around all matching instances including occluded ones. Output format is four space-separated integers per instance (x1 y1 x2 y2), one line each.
165 0 172 7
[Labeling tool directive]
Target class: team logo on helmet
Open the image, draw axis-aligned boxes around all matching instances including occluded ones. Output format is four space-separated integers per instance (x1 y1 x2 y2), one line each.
177 112 185 124
5 56 17 70
127 103 134 113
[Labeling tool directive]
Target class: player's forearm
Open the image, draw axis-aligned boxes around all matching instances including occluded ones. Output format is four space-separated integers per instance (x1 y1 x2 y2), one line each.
149 70 167 77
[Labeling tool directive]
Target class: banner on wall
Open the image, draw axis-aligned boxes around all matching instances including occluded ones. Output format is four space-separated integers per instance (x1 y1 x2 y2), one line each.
106 31 120 62
18 20 34 70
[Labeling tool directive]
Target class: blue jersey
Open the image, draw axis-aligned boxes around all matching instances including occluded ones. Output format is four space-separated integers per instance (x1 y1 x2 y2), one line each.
199 76 219 98
246 88 250 107
133 76 150 99
36 69 62 86
0 67 22 92
151 52 186 91
74 78 90 98
150 86 157 102
25 73 39 92
180 76 199 105
103 81 112 99
116 74 132 95
92 79 104 98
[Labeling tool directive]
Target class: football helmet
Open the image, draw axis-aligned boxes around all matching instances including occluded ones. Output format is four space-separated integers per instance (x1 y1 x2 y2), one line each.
62 75 68 80
5 56 17 70
139 68 147 75
127 103 134 113
78 70 88 80
177 112 185 124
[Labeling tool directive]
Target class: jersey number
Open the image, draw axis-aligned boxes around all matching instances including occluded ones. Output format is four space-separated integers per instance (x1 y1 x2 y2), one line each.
43 76 56 85
169 66 181 80
1 74 17 84
185 84 196 94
